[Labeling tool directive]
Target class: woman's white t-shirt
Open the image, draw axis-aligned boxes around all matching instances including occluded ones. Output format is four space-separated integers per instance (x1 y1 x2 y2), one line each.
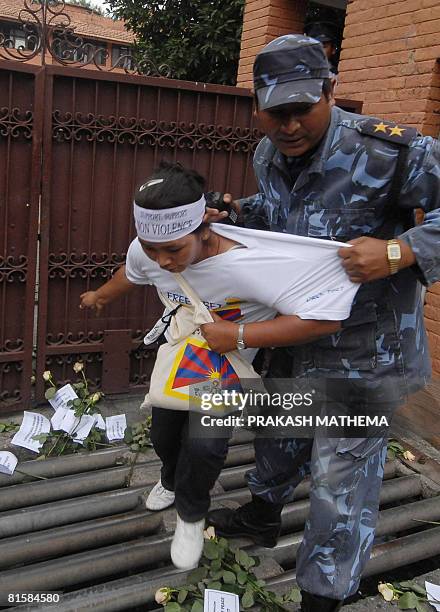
125 224 360 361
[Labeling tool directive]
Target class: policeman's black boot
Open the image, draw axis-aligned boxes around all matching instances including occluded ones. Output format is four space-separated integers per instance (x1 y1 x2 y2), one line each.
300 590 343 611
206 495 282 548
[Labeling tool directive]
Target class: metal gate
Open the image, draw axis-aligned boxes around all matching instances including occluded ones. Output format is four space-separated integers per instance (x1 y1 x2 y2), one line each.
0 60 261 412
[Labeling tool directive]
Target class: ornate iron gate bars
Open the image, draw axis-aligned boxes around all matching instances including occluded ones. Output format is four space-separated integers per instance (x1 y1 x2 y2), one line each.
0 0 170 76
0 63 43 410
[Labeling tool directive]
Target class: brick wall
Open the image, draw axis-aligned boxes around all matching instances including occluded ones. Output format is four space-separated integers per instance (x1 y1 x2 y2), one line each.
337 0 440 378
237 0 307 87
337 0 440 135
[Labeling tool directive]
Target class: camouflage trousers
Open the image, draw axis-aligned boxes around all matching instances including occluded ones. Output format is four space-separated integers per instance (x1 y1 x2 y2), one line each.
246 434 389 600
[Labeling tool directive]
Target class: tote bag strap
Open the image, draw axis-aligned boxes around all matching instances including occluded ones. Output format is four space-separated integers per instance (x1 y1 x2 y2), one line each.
173 272 214 323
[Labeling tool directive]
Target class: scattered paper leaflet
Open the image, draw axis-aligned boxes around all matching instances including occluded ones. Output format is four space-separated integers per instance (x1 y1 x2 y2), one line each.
0 451 18 476
11 412 51 453
426 581 440 611
93 413 106 430
203 589 239 612
106 415 127 441
48 384 78 411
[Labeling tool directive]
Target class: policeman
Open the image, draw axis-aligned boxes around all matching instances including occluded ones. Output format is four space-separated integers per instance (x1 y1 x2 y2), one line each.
205 35 440 611
304 20 340 76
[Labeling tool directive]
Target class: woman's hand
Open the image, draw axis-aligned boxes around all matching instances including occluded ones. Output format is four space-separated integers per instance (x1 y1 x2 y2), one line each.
200 312 239 353
79 291 106 315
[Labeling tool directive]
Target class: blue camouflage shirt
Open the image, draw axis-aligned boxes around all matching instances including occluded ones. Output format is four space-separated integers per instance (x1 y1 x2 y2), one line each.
240 106 440 399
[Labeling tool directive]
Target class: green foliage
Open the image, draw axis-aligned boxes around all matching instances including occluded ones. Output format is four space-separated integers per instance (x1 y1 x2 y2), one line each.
124 417 152 453
0 422 19 433
158 534 301 610
378 580 429 611
106 0 245 85
37 364 109 458
387 439 405 460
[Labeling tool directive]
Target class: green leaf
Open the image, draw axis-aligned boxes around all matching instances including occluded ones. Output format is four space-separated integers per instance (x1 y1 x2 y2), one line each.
207 581 222 590
210 559 222 571
222 571 236 584
190 602 203 612
203 540 219 560
177 589 188 604
398 592 420 609
0 424 5 433
73 398 82 407
241 590 255 608
209 569 223 580
237 569 248 585
398 582 426 596
285 587 302 603
45 387 57 400
415 602 429 612
165 603 182 612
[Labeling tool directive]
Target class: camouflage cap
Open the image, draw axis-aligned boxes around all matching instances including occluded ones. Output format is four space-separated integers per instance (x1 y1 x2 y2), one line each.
253 34 330 110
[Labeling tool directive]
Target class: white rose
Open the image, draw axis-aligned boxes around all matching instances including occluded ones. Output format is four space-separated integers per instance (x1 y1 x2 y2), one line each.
378 582 395 602
73 362 84 373
154 588 170 605
43 371 52 381
92 392 101 403
204 526 216 540
403 450 416 462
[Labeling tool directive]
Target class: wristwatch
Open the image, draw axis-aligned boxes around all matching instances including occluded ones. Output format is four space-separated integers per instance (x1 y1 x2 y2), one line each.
386 239 401 275
236 324 246 350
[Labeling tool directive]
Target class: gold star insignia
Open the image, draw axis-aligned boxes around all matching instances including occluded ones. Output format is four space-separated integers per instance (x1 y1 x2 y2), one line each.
388 125 406 137
373 122 388 133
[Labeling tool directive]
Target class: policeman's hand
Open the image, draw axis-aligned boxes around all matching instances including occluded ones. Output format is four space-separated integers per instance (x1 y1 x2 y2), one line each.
200 312 238 353
79 291 106 315
203 193 241 224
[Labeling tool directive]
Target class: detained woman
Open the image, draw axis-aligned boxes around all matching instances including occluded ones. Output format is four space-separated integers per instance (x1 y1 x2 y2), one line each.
80 162 359 570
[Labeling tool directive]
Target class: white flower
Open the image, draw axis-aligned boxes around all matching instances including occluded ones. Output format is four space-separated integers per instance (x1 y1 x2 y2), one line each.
92 392 101 403
73 362 84 373
154 588 171 605
204 526 216 540
43 371 52 381
403 450 416 462
378 582 395 602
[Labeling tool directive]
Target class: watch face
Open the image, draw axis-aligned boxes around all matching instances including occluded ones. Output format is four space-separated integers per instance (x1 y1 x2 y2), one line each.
388 245 400 259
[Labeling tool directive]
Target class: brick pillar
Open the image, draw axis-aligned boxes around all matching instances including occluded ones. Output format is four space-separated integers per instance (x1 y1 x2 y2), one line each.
337 0 440 378
236 0 307 88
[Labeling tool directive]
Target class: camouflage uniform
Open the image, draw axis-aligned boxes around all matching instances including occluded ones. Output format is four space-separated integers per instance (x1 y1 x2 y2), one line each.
240 106 440 599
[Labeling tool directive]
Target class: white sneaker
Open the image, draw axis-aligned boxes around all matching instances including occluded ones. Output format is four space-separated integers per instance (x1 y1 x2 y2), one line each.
170 514 205 570
145 480 175 511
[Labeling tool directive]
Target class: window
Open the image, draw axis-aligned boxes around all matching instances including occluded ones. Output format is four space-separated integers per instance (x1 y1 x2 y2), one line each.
111 44 134 70
0 21 37 51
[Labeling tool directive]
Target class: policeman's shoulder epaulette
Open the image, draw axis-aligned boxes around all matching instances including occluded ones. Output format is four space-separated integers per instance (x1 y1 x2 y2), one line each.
357 118 418 146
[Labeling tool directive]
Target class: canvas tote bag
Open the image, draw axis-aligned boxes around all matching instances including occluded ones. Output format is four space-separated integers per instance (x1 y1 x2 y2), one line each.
142 272 263 411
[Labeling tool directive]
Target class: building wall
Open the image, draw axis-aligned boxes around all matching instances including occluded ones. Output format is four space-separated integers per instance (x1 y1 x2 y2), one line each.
237 0 307 87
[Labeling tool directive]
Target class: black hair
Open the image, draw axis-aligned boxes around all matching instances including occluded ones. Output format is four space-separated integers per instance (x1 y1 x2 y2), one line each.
134 162 208 235
134 162 205 211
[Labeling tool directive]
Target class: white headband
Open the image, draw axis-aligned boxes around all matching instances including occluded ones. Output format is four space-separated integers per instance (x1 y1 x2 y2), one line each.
133 195 206 243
